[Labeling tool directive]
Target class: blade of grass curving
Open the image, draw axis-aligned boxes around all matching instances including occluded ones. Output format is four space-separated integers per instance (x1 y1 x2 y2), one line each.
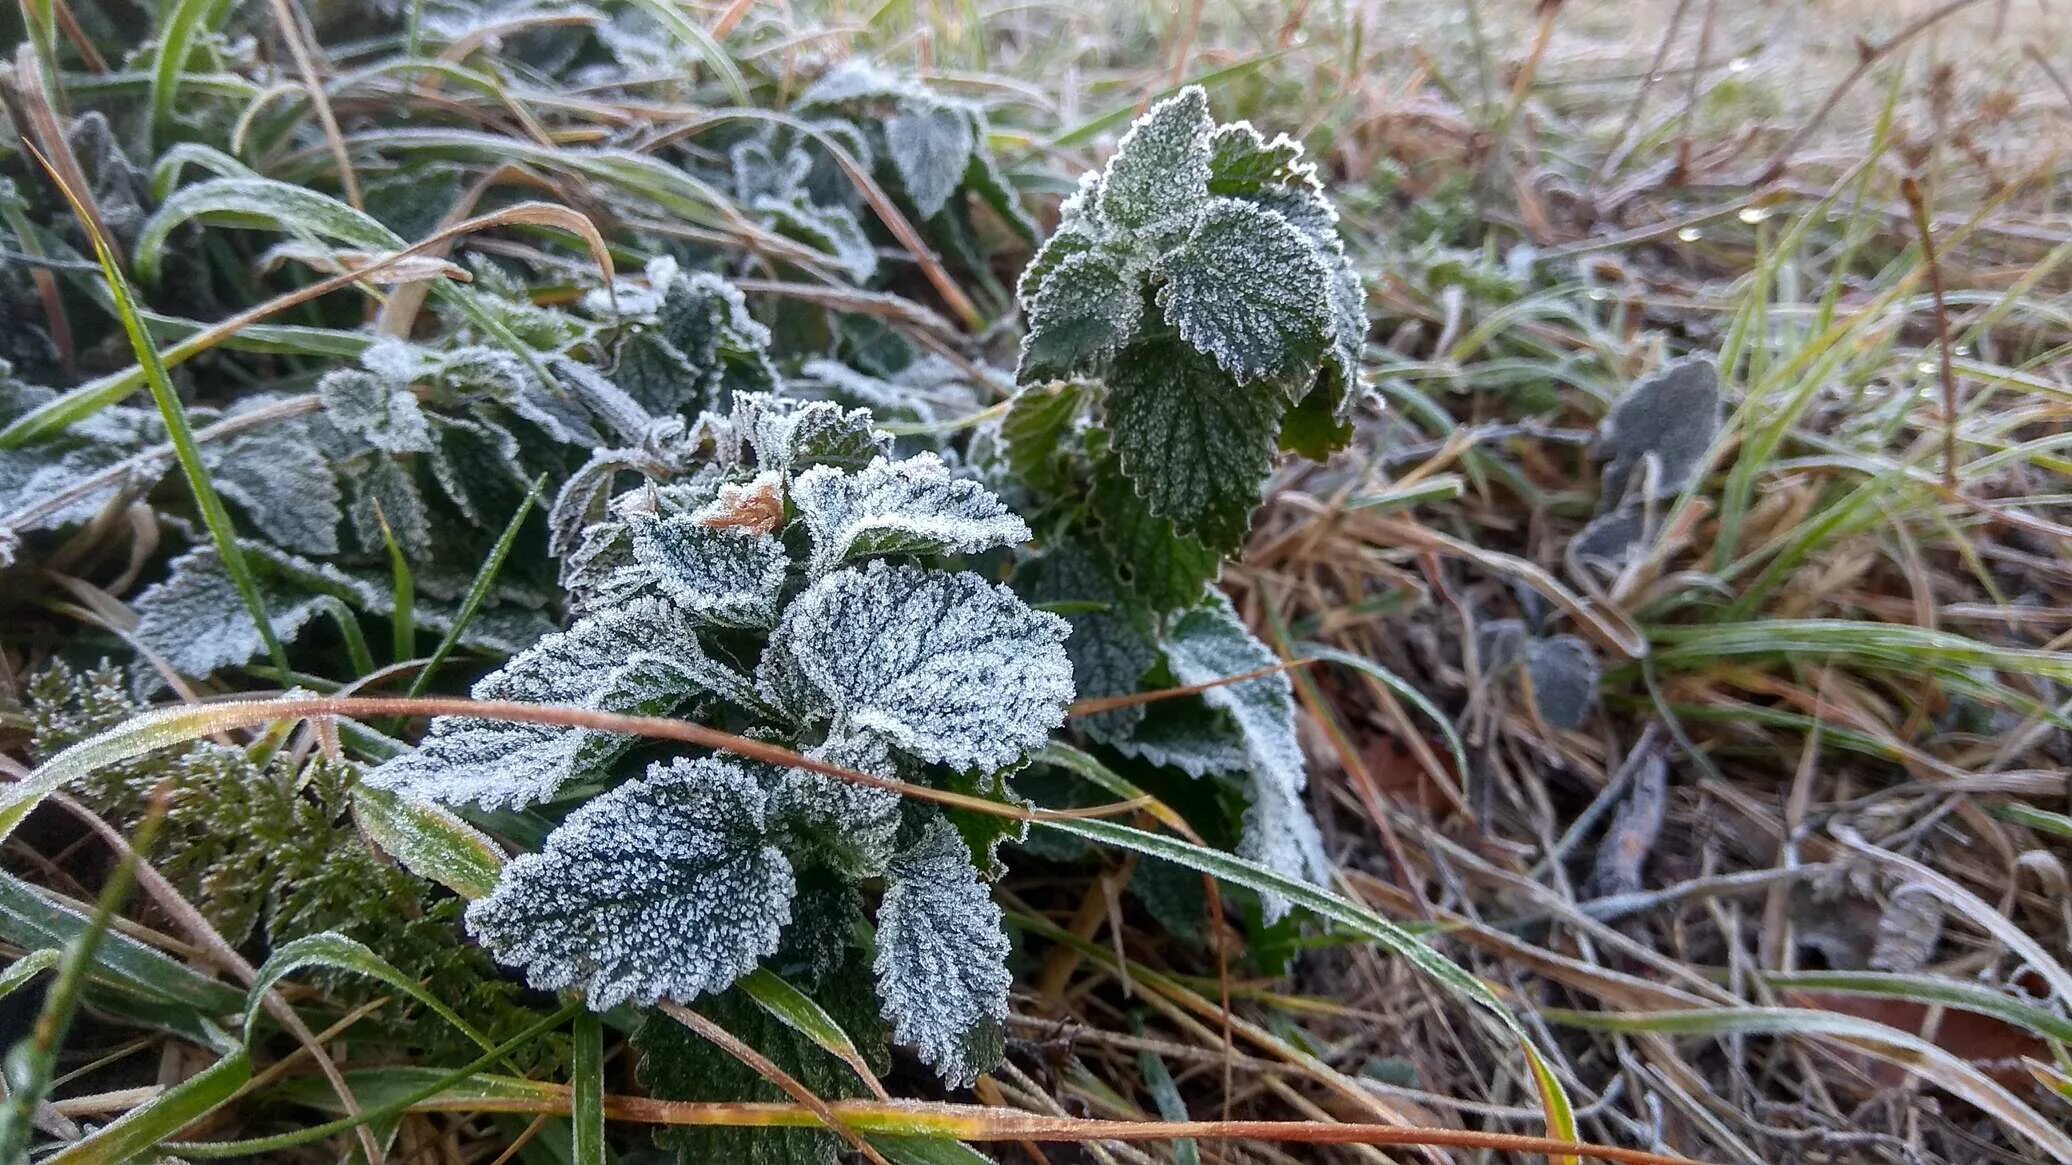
149 0 232 146
406 474 544 697
351 786 505 900
0 796 166 1162
1988 802 2072 840
32 145 293 677
572 1012 604 1165
1761 969 2072 1045
0 950 59 1000
1538 1005 2072 1163
1135 1043 1200 1165
0 873 244 1013
1298 643 1470 781
740 968 890 1100
166 1002 580 1158
244 933 502 1057
1035 817 1577 1149
372 500 416 664
619 0 748 102
44 1050 252 1165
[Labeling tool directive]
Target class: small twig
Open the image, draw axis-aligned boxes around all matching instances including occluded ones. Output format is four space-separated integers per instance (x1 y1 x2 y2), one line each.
1898 174 1961 489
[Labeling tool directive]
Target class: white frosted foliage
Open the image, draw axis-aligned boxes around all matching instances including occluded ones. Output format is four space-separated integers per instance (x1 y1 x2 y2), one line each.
779 560 1073 772
465 757 794 1010
1096 87 1211 235
791 453 1030 577
873 818 1012 1086
1161 598 1329 917
629 515 790 628
1156 198 1333 387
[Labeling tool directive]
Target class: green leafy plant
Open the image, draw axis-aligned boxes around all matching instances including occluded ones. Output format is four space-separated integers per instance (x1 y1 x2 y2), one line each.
368 387 1073 1092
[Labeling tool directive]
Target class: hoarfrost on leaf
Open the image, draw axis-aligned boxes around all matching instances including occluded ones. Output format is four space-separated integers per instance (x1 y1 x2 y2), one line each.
1599 357 1722 504
791 453 1030 577
1156 198 1333 388
1105 337 1282 554
465 757 794 1010
206 420 343 556
316 363 432 454
769 735 904 880
1526 635 1600 730
629 515 790 628
885 102 976 219
777 560 1073 772
367 598 760 808
1096 86 1212 236
1161 598 1329 917
873 818 1011 1087
738 394 891 476
1018 246 1142 382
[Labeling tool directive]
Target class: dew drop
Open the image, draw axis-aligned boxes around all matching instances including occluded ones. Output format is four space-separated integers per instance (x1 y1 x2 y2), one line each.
1737 207 1772 225
1676 227 1703 243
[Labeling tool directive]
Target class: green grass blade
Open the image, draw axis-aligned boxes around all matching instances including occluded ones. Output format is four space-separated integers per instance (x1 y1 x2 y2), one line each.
44 1051 252 1165
406 475 545 697
741 968 885 1097
352 786 506 900
149 0 233 147
1298 643 1471 781
572 1012 605 1165
55 175 291 676
245 933 503 1056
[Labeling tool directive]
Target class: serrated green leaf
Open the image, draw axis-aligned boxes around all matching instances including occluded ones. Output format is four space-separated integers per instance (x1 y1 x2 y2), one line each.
1000 381 1085 494
886 102 976 219
791 453 1029 578
1096 86 1212 234
873 819 1010 1087
1156 198 1333 388
1091 454 1220 610
466 757 795 1010
1018 245 1143 382
1105 336 1283 554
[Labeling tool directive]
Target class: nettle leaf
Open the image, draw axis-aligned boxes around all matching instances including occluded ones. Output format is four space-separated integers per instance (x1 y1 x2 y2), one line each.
611 263 781 416
1110 698 1249 778
132 547 348 678
1105 336 1284 554
873 818 1011 1087
343 456 432 559
1090 454 1220 611
368 598 760 808
777 559 1073 772
1156 198 1333 388
629 516 791 629
1096 86 1212 237
770 735 903 880
792 454 1030 578
886 101 976 219
317 365 432 455
1205 122 1313 199
1000 381 1086 494
1017 542 1159 744
1161 598 1329 917
739 394 892 476
465 756 795 1010
1599 357 1722 504
1526 635 1601 730
427 415 528 527
206 418 343 556
1018 245 1144 382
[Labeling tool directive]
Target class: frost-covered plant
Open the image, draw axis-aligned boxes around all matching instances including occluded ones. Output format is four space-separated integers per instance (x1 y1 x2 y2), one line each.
995 88 1371 912
724 61 1034 287
368 391 1072 1088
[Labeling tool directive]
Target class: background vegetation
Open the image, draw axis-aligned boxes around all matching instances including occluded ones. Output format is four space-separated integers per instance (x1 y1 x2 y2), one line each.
2 0 2070 1162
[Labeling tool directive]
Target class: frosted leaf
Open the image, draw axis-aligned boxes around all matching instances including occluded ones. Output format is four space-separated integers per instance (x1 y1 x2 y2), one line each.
1205 122 1318 201
369 598 761 808
1000 381 1086 494
738 394 892 476
1156 198 1333 388
1526 635 1600 730
1111 700 1250 778
316 365 432 454
1096 86 1212 236
778 560 1073 772
610 268 780 416
691 472 787 535
791 454 1030 577
629 515 790 629
962 127 1039 243
465 756 794 1010
343 455 431 558
1091 454 1220 610
132 548 345 677
1570 507 1648 569
1019 245 1144 382
1016 541 1157 743
1161 598 1329 916
754 195 879 283
427 415 527 526
207 420 342 556
886 102 976 219
873 818 1011 1087
1599 357 1721 504
770 734 903 880
1105 337 1283 554
798 59 921 108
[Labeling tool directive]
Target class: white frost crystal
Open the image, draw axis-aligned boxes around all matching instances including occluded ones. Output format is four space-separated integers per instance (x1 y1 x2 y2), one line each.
465 757 795 1009
791 453 1030 578
873 818 1013 1087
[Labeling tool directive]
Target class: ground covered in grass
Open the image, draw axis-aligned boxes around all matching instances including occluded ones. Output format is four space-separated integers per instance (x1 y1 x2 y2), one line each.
2 1 2070 1163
